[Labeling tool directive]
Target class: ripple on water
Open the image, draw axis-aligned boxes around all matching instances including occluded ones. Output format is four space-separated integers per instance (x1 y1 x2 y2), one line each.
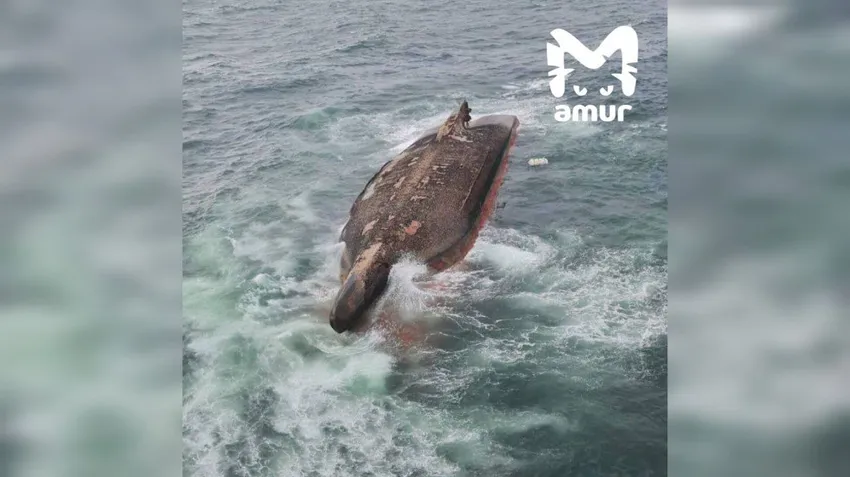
183 0 667 473
183 210 666 475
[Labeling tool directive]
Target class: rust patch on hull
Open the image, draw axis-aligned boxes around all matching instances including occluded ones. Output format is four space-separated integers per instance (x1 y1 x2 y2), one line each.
404 220 422 235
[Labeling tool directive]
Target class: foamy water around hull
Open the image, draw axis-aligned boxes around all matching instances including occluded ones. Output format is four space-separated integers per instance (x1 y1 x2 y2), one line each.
183 1 667 475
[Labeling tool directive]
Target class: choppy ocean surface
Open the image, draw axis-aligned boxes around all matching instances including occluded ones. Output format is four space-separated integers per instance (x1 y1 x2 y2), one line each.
182 1 667 476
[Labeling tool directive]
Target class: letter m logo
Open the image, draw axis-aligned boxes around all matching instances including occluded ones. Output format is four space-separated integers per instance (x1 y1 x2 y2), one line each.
547 26 639 98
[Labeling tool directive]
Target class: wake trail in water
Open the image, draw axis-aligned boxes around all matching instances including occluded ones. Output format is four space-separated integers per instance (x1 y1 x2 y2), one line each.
183 179 665 475
184 30 666 468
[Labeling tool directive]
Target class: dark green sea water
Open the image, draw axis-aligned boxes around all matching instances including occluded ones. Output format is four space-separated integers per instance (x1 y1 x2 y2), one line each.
182 1 667 475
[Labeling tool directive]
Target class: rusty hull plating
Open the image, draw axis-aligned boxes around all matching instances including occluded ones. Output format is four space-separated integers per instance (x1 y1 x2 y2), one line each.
329 101 520 333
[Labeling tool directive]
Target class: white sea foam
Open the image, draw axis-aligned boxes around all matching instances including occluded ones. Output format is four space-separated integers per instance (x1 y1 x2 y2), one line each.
184 110 664 476
184 214 666 476
500 77 553 96
334 95 559 159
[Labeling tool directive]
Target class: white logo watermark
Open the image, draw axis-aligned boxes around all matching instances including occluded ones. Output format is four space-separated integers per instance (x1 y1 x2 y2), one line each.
547 25 638 122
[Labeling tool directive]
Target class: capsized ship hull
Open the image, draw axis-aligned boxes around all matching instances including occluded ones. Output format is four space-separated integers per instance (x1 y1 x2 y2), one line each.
330 101 520 333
